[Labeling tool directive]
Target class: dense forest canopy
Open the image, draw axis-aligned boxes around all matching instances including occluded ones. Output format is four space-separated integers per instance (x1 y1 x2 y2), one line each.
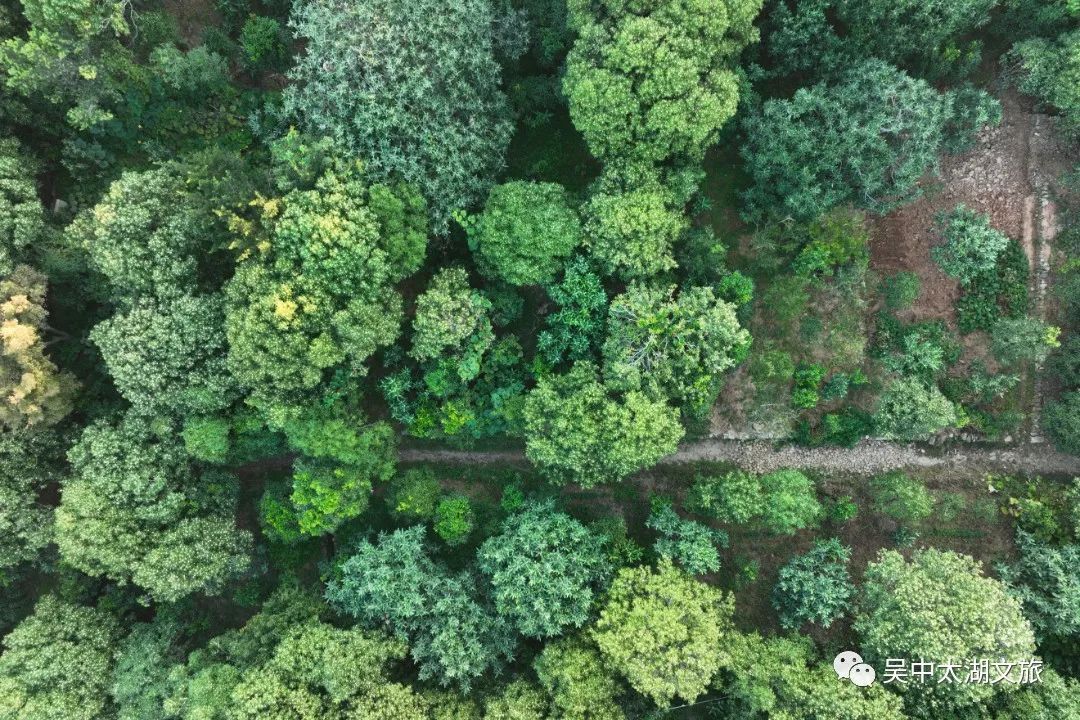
1 0 1080 717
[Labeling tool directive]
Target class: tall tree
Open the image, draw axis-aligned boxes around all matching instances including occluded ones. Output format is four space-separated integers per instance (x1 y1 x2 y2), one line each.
563 0 762 168
0 139 44 276
592 560 733 707
477 500 612 638
285 0 513 233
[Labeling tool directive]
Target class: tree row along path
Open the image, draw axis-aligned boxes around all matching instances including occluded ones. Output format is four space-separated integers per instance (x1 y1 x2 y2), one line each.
400 439 1080 478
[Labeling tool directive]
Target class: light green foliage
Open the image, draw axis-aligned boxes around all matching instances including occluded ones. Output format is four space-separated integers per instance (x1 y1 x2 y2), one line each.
285 0 512 232
856 549 1037 714
0 139 44 275
538 257 608 367
483 680 548 720
0 431 61 581
534 637 625 720
225 167 424 411
711 632 906 719
990 668 1080 720
991 316 1060 366
998 532 1080 640
836 0 996 71
0 596 121 720
470 181 582 286
686 471 764 524
602 283 750 414
227 621 420 720
1044 391 1080 454
647 503 727 575
882 272 922 311
387 468 442 521
289 458 372 536
434 495 475 547
772 538 853 630
0 267 77 430
523 362 683 487
874 377 958 441
932 205 1011 286
563 0 761 166
742 60 997 222
55 412 251 602
758 469 821 535
1010 29 1080 136
80 169 204 301
581 168 685 279
410 268 494 364
593 560 733 707
477 500 611 638
90 293 237 415
869 471 934 526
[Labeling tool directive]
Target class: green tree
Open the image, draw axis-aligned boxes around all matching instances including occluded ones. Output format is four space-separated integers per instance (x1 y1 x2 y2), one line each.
0 430 62 582
772 538 853 630
111 618 185 720
523 362 683 487
990 668 1080 720
55 411 251 602
563 0 761 167
711 632 906 720
78 168 205 301
931 205 1011 286
0 266 77 430
1009 29 1080 137
836 0 996 72
483 680 548 720
593 560 733 707
874 377 958 441
386 468 442 521
855 549 1037 714
225 166 424 413
434 495 475 547
534 637 625 720
477 500 612 638
410 268 494 365
758 469 822 535
741 60 997 222
602 283 749 414
537 257 608 367
581 168 685 279
647 503 727 575
285 0 512 232
869 471 934 526
90 293 237 416
0 596 121 720
998 532 1080 641
469 181 582 286
0 139 44 276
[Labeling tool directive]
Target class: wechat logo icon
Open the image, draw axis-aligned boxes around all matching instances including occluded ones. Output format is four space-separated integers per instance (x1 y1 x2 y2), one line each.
834 651 877 687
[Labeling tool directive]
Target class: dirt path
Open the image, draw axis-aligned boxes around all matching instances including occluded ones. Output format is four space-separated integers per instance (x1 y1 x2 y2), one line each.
401 439 1080 477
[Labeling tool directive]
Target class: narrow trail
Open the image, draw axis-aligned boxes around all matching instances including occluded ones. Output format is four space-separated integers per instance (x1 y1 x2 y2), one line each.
400 439 1080 477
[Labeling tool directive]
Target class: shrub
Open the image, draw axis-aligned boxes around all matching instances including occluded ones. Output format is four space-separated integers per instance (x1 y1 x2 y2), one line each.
881 272 921 311
387 469 441 521
792 364 827 409
240 16 288 73
686 471 764 525
870 471 934 526
991 316 1060 366
772 539 853 630
874 378 958 441
955 239 1029 333
828 496 859 524
759 470 822 535
931 205 1010 286
647 504 728 576
1044 391 1080 455
434 495 474 546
